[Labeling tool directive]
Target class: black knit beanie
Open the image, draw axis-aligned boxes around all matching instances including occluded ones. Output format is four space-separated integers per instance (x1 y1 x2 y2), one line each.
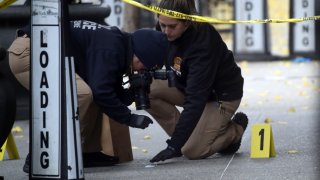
132 29 168 69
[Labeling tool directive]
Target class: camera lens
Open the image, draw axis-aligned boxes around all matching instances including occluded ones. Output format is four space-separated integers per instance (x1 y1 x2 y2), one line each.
129 71 152 110
134 89 150 110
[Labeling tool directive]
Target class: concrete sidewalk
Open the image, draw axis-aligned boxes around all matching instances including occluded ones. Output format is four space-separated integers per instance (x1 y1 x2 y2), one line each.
1 60 319 180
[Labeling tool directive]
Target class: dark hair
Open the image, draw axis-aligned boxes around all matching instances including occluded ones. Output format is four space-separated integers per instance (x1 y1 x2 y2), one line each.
158 0 198 15
157 0 199 27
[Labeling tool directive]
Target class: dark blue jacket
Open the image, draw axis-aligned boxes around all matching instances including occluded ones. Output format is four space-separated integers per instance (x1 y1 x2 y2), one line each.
166 23 244 150
70 20 133 124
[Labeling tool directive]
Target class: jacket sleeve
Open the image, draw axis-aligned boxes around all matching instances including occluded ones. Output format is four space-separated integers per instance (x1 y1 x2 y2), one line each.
85 48 132 124
169 30 223 150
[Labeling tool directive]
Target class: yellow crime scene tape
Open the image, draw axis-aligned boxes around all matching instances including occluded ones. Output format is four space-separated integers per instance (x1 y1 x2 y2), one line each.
123 0 320 24
0 0 17 10
1 0 319 24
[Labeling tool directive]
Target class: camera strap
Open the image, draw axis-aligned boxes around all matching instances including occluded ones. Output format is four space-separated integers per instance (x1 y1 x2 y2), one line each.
122 34 134 87
126 34 135 76
164 43 175 69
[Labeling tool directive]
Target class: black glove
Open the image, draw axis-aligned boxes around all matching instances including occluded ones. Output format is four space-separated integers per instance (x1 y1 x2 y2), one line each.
128 114 153 129
150 145 182 163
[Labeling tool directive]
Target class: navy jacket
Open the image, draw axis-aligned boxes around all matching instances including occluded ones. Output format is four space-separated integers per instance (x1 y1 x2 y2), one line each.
70 20 133 124
166 23 244 150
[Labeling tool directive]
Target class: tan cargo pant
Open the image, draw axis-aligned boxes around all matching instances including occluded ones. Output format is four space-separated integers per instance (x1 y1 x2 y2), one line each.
147 79 244 159
8 35 102 152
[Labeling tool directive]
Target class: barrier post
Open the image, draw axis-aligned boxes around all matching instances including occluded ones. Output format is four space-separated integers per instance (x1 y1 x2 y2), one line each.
0 132 20 161
30 0 84 179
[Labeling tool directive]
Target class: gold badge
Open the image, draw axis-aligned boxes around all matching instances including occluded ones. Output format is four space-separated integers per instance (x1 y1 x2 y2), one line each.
173 57 182 72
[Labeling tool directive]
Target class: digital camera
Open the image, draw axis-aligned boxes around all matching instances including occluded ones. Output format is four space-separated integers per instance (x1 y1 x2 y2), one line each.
129 69 176 110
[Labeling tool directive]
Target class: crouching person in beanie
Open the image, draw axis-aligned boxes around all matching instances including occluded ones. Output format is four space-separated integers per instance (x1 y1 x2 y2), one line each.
8 20 168 172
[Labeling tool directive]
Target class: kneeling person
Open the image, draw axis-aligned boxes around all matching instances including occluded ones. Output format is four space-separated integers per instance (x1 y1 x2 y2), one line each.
8 20 169 171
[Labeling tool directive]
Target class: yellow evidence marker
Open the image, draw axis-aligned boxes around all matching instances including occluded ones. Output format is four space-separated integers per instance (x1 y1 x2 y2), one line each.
250 124 276 158
0 132 20 161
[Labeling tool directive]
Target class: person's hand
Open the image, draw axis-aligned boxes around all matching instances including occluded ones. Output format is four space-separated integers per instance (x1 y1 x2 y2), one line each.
150 146 182 163
128 114 153 129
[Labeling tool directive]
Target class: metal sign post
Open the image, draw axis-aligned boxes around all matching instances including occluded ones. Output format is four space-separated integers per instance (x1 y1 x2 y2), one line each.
31 0 84 179
104 0 124 28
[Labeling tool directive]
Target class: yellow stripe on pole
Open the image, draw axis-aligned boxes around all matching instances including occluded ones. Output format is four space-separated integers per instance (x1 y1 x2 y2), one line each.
0 0 17 10
122 0 320 24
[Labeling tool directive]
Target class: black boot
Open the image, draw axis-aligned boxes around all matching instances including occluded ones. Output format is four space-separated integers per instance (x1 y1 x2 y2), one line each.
83 152 119 168
23 154 30 173
23 151 120 172
219 112 248 154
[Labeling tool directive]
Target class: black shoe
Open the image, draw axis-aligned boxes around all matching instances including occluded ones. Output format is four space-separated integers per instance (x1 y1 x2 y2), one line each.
219 112 248 154
83 152 119 168
23 151 119 172
23 154 30 173
233 112 248 131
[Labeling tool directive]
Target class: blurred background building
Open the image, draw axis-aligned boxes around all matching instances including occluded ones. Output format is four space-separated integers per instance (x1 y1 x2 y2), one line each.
0 0 319 121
